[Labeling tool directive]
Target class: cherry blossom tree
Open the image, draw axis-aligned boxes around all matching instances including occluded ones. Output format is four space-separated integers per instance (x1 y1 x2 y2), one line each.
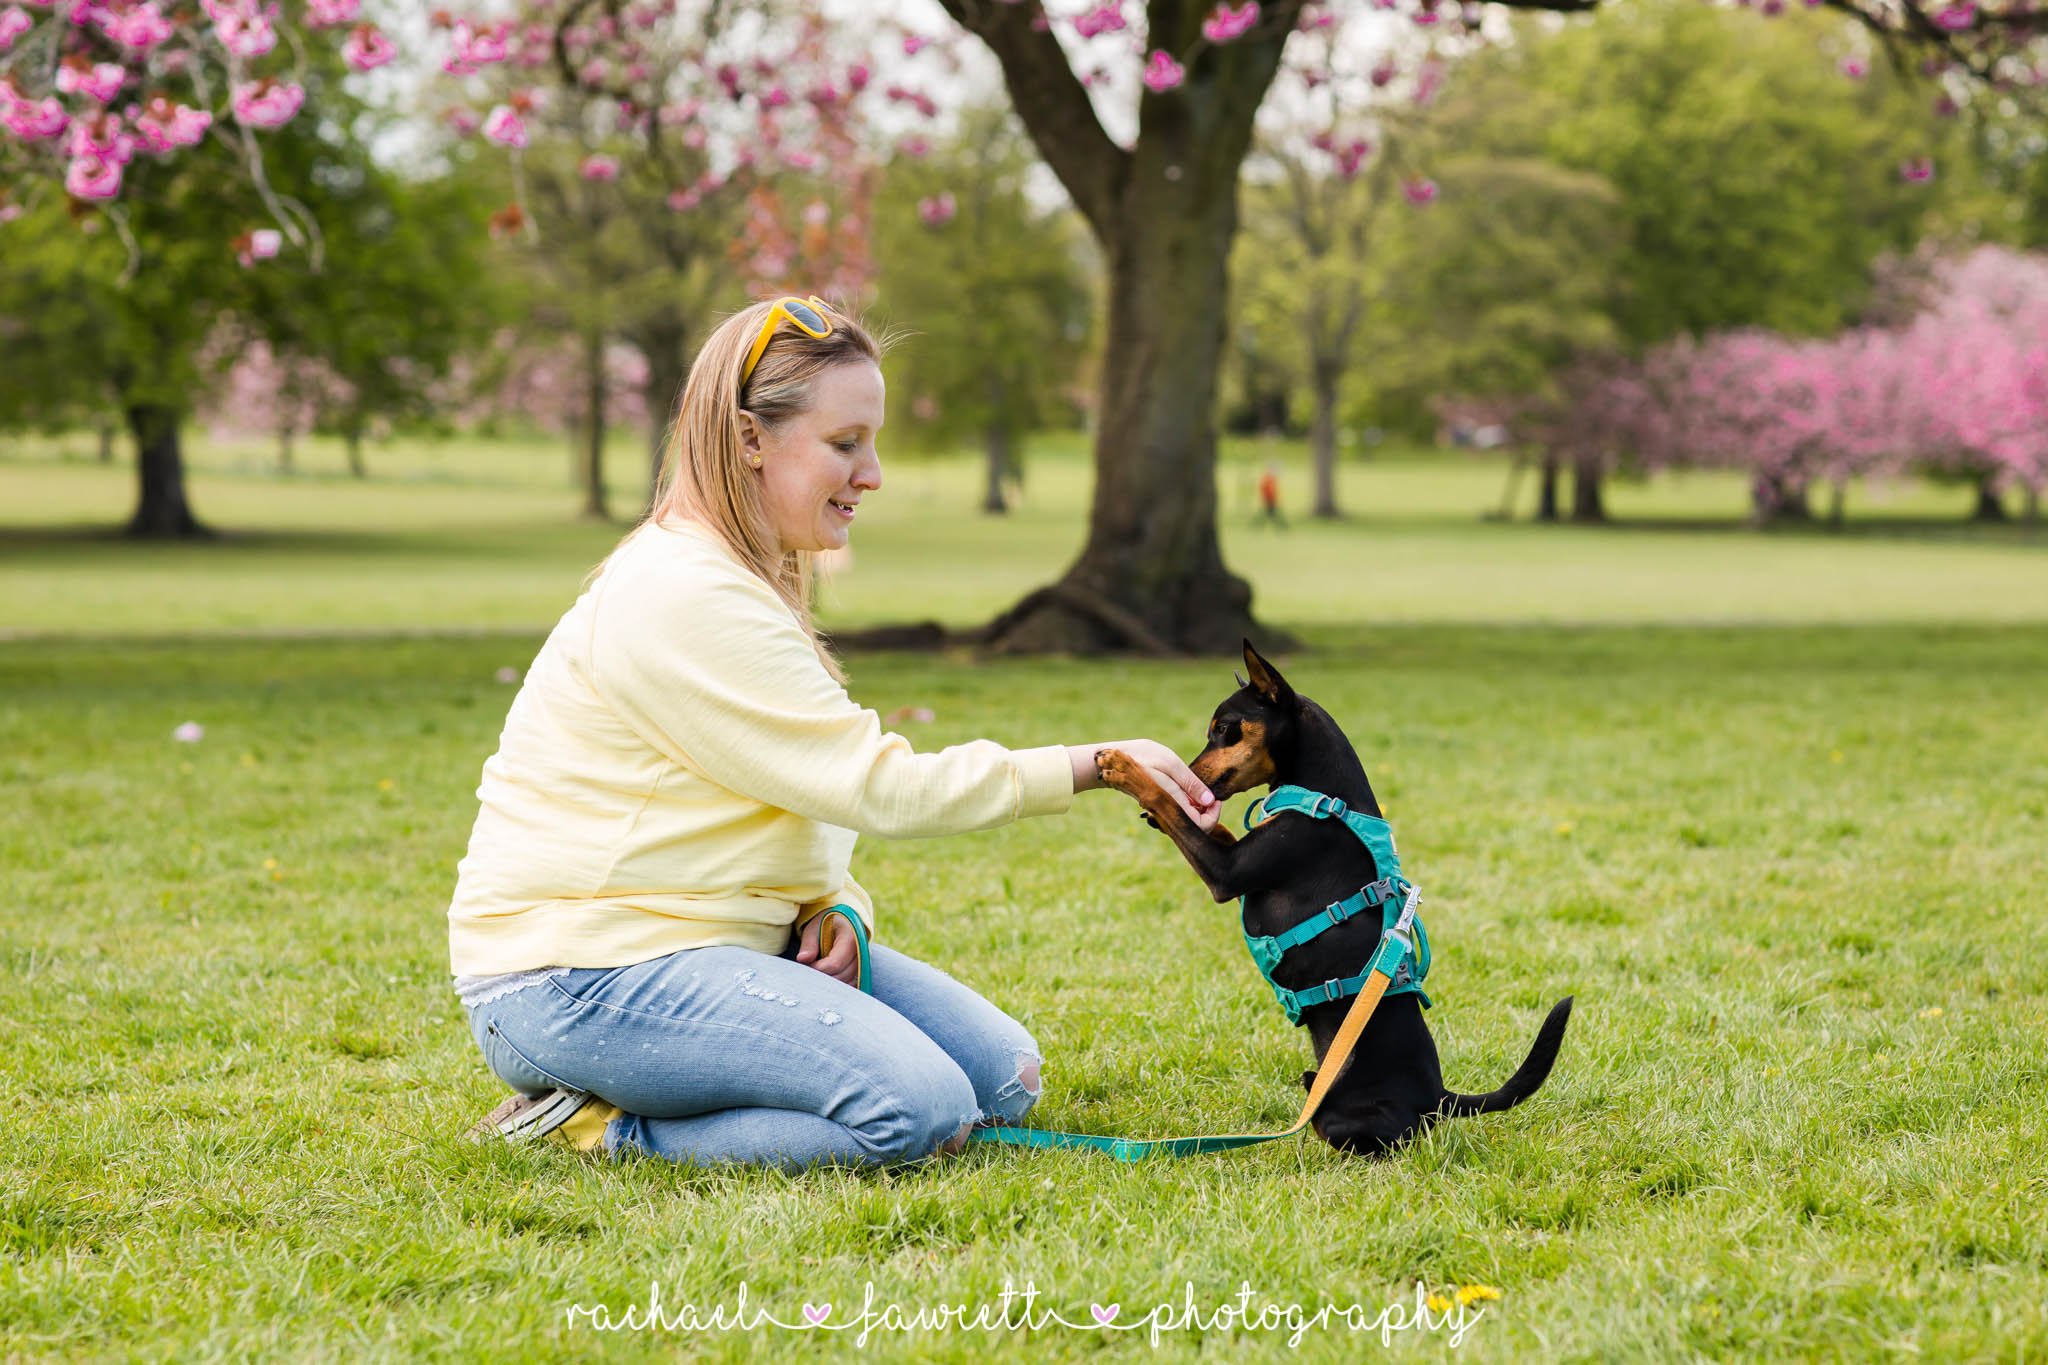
1543 246 2048 524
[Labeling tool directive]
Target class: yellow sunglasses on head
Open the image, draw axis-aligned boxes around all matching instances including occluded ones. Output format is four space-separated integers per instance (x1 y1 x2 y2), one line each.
739 295 833 388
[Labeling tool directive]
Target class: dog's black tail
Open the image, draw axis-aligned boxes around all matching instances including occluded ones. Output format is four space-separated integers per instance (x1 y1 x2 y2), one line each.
1437 996 1574 1118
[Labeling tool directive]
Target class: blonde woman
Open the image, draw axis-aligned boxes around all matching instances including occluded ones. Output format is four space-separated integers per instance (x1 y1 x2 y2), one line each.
452 296 1219 1170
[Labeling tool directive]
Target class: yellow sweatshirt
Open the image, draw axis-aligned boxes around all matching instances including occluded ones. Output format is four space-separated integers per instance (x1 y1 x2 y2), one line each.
447 517 1076 976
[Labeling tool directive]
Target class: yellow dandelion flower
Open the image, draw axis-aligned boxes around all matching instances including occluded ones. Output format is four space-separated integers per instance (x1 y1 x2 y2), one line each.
240 753 258 767
262 857 278 870
1917 1005 1943 1019
1425 1294 1452 1314
1457 1284 1502 1305
1829 750 1844 764
1554 821 1573 835
377 778 396 792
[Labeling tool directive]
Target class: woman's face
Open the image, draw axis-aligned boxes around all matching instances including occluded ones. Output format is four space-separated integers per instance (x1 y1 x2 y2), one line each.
742 362 885 554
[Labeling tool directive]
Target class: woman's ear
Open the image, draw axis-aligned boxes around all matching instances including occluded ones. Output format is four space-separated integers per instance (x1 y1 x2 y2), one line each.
736 410 766 466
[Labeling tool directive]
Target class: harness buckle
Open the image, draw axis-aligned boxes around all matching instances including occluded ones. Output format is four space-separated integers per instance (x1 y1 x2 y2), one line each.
1313 795 1348 819
1318 977 1345 1002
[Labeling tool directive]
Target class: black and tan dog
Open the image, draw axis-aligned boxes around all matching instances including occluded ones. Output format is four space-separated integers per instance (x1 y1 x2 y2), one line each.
1093 641 1573 1156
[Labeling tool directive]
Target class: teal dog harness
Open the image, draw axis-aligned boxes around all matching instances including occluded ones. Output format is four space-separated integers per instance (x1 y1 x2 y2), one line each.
1241 785 1432 1023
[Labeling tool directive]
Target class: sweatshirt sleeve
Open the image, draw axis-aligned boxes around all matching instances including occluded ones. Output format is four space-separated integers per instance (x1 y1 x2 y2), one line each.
797 874 874 933
585 544 1075 838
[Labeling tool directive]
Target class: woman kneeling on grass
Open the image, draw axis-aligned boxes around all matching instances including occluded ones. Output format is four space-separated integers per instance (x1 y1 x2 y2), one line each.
451 296 1219 1170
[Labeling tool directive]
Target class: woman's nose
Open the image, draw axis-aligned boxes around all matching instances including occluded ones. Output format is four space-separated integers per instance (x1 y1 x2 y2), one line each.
856 449 882 491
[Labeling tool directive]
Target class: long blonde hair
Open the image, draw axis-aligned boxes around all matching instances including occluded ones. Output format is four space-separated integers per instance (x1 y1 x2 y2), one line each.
635 297 885 684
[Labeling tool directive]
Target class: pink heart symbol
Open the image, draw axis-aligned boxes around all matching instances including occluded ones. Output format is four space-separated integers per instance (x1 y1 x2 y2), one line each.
1091 1303 1119 1325
803 1302 831 1325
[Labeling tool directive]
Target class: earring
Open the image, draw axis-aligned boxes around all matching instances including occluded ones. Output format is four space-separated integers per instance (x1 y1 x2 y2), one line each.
749 455 762 468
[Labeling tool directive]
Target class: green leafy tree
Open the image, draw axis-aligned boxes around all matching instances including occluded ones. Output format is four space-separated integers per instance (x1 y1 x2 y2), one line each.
871 108 1096 514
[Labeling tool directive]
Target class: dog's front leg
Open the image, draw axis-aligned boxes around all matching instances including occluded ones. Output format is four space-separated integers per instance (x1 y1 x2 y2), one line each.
1094 748 1260 902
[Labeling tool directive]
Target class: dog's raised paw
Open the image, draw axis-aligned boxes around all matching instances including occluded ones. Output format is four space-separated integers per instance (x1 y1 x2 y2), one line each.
1093 747 1140 791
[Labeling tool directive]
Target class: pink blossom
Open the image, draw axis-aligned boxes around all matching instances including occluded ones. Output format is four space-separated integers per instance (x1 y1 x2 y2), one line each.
917 192 956 227
1899 157 1935 183
1142 50 1184 93
102 2 170 49
67 112 134 164
1402 178 1438 205
847 62 870 92
444 106 480 135
1934 0 1974 27
214 8 276 57
232 80 304 129
305 0 359 27
897 134 931 158
667 186 700 212
135 97 210 152
443 21 509 75
57 59 126 103
903 32 932 55
1370 58 1397 88
1838 56 1867 79
1297 6 1333 30
580 153 620 181
3 95 69 140
1074 3 1127 38
1201 2 1259 43
65 154 122 200
343 24 395 71
0 7 29 51
232 227 281 265
0 202 21 224
172 722 205 743
658 99 701 126
1334 139 1371 179
762 84 791 108
578 58 609 86
481 104 527 148
783 149 817 170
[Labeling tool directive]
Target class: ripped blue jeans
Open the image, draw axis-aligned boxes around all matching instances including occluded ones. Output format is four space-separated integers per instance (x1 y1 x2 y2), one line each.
467 941 1042 1171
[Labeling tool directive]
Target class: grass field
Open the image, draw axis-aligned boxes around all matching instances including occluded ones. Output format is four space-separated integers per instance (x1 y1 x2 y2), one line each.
5 430 2046 636
4 434 2046 1360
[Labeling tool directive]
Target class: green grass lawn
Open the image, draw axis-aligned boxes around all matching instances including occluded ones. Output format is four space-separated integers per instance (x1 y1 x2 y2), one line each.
5 430 2045 636
4 437 2047 1359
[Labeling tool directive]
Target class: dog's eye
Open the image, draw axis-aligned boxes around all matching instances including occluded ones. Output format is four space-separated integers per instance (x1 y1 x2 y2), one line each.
1212 720 1240 745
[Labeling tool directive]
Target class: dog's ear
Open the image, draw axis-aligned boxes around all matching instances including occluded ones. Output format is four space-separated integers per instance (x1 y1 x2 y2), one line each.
1241 639 1296 708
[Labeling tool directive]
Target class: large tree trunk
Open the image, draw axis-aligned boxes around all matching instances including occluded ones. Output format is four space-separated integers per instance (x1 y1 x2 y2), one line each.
637 317 689 510
1309 360 1341 519
1972 476 2009 522
979 152 1271 654
579 330 610 522
125 403 209 538
1536 455 1562 523
1570 456 1606 523
939 0 1293 656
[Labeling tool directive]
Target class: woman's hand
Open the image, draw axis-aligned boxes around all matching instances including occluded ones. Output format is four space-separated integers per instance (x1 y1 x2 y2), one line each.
1069 739 1220 831
793 912 862 987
